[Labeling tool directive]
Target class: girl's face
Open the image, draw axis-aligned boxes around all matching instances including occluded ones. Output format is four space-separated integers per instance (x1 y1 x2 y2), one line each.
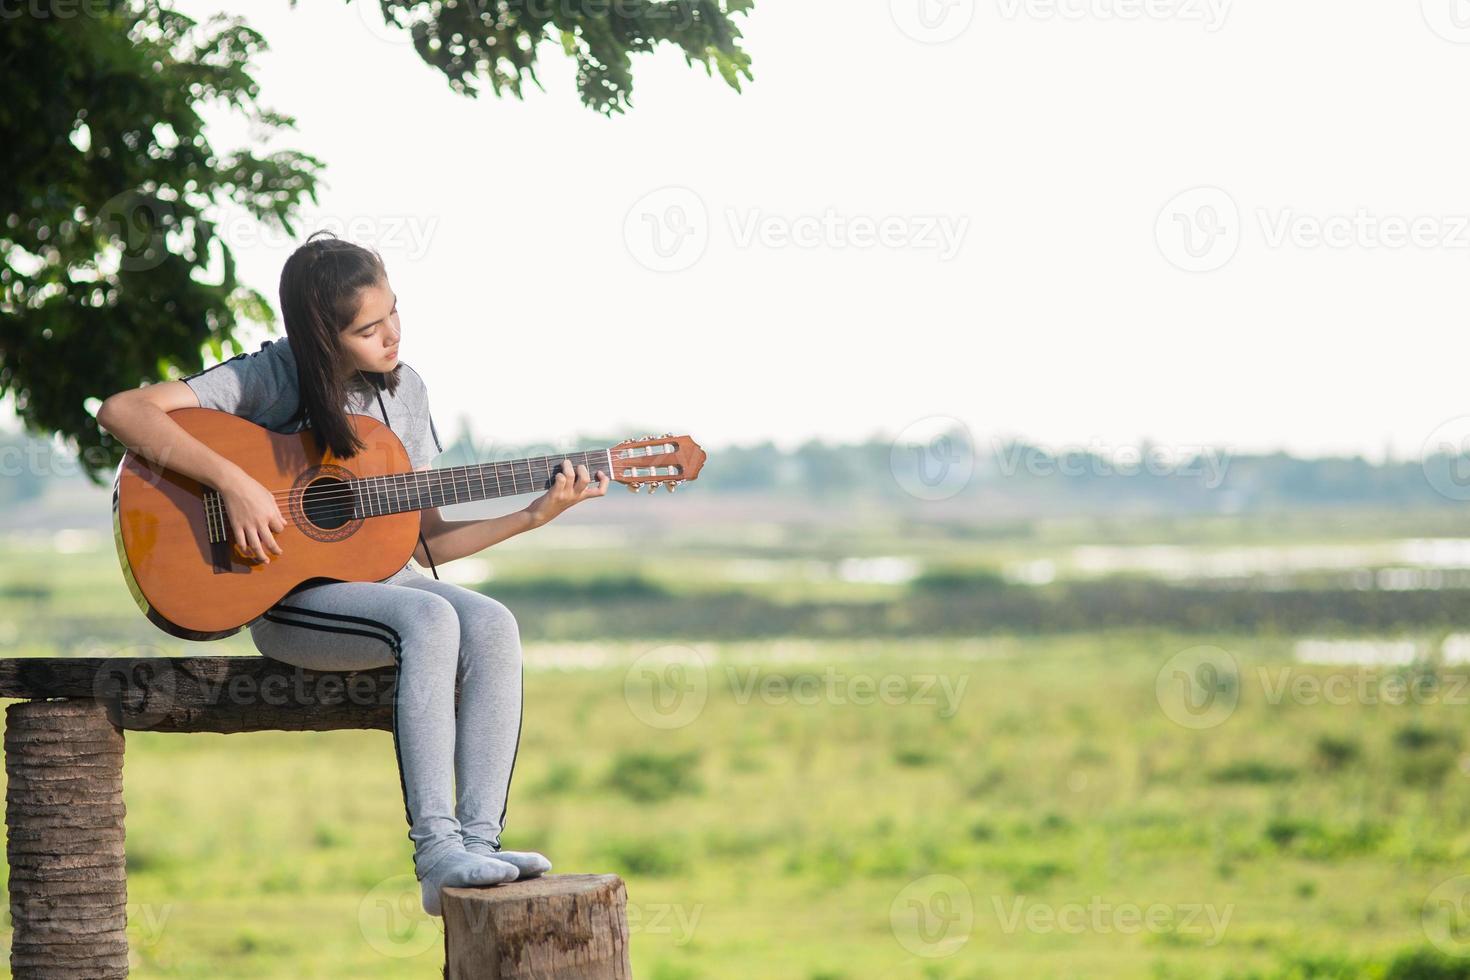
339 279 401 378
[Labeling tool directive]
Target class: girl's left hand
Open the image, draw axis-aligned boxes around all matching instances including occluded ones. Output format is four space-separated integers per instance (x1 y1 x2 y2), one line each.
524 458 610 528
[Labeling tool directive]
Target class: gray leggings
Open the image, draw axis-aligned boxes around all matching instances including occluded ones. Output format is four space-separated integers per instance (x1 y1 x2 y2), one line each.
247 563 524 880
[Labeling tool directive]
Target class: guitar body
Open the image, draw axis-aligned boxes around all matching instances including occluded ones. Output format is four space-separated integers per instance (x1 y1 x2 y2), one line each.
112 408 421 641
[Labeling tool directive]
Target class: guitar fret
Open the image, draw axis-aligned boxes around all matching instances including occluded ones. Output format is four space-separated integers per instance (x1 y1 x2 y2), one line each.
348 445 616 518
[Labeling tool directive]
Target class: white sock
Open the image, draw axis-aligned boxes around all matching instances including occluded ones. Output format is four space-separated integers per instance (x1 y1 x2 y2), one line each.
419 847 518 917
464 840 552 880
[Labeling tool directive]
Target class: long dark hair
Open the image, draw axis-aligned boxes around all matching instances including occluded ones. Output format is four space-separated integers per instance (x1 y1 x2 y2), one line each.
279 231 401 460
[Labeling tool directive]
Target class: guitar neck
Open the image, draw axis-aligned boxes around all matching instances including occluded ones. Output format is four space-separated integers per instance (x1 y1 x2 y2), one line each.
353 448 613 516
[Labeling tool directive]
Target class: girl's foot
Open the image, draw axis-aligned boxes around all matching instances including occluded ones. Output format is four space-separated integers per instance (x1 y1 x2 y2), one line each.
464 840 552 880
419 848 518 916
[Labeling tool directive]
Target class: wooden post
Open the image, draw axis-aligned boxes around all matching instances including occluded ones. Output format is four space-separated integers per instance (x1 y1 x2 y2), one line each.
442 874 631 979
5 699 129 979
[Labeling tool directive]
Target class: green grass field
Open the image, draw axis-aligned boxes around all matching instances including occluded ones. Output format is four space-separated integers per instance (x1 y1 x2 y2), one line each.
3 511 1470 976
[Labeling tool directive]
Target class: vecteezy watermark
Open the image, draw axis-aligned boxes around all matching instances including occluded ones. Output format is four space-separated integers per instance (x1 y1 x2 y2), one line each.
890 416 976 502
624 652 969 729
1423 874 1470 957
1422 0 1470 43
90 192 441 273
87 642 181 732
624 645 711 730
726 209 968 261
725 666 970 719
1155 186 1241 273
623 187 710 273
214 205 440 262
627 902 704 947
1155 645 1240 730
1157 186 1470 272
890 875 974 958
1257 209 1470 251
2 897 175 948
623 187 969 271
1257 667 1470 707
358 873 442 959
85 643 403 731
992 895 1233 946
0 439 118 481
0 0 113 19
890 0 978 43
995 0 1232 31
1421 415 1470 502
992 438 1232 489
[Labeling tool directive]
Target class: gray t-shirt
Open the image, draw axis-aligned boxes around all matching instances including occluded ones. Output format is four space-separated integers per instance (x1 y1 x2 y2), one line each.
181 335 445 610
181 335 443 470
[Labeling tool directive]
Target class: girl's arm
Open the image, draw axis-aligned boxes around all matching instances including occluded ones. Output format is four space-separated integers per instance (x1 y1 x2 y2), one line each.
97 381 249 491
98 382 288 562
413 458 608 565
413 506 537 566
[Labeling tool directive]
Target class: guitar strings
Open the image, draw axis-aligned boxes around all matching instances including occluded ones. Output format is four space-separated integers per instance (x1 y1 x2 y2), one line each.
202 452 650 541
198 439 684 543
204 469 633 539
258 449 620 502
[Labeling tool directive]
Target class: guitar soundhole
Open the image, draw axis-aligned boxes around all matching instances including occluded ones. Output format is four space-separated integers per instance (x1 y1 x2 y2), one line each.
301 477 356 531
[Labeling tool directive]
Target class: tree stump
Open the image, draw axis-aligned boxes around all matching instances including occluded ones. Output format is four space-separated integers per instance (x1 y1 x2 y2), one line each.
5 698 129 979
442 874 631 979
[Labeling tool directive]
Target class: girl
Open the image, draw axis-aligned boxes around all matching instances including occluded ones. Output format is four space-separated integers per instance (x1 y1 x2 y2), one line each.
97 231 609 916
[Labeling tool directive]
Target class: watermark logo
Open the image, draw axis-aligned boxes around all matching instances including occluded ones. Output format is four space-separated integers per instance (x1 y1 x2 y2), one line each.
891 0 977 43
1421 415 1470 502
890 416 976 501
624 187 709 273
1156 186 1240 273
358 873 441 958
1422 0 1470 42
1423 874 1470 957
624 189 969 271
1159 188 1470 272
624 645 710 730
1156 645 1239 730
95 190 176 274
87 641 180 731
890 874 974 957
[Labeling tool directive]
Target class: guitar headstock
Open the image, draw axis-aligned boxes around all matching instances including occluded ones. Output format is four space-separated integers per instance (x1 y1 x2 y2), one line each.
609 433 706 493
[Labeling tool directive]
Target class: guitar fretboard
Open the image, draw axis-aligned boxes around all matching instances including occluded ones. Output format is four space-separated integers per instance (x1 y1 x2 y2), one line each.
352 448 615 517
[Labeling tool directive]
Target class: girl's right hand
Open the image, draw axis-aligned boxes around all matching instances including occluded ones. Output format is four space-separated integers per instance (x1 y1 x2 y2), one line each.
218 470 286 563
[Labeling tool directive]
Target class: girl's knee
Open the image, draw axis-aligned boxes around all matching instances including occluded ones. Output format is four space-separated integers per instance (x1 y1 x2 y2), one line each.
399 591 461 650
462 595 522 662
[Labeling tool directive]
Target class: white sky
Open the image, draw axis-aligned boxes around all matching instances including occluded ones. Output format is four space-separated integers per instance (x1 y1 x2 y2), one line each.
39 1 1470 461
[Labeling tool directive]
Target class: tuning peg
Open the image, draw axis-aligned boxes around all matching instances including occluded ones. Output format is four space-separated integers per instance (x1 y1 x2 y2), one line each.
665 481 676 492
627 482 641 493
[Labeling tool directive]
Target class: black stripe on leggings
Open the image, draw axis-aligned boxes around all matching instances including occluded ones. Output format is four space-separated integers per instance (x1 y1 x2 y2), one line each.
266 605 405 655
260 612 401 657
259 611 413 832
492 661 525 851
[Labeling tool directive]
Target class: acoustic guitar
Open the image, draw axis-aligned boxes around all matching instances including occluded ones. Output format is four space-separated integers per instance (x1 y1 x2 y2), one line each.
111 407 706 641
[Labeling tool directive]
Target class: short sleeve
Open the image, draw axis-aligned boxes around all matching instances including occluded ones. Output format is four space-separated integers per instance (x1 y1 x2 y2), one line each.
182 339 293 425
399 364 444 471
